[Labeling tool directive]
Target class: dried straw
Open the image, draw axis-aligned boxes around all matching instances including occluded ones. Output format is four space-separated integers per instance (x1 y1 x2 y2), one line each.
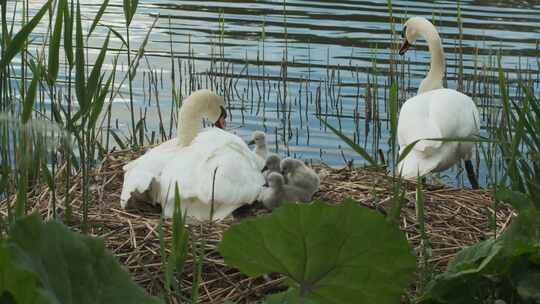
0 149 515 302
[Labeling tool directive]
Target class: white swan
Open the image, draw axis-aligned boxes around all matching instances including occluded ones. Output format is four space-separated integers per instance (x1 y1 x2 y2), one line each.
397 17 480 188
121 89 265 221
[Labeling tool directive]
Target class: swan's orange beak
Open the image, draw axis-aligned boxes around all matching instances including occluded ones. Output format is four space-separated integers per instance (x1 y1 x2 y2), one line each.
214 116 226 129
399 39 411 55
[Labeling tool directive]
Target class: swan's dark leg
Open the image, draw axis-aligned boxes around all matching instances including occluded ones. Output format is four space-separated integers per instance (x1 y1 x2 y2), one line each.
464 160 479 189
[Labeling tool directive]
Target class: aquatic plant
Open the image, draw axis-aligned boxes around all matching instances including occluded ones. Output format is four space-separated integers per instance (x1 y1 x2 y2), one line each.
219 199 416 304
0 213 162 304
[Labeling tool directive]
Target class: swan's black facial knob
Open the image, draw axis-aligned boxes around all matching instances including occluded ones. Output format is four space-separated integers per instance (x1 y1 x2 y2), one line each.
401 26 407 39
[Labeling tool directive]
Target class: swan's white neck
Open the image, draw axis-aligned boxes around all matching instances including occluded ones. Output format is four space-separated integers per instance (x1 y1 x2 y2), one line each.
418 23 445 94
177 101 206 147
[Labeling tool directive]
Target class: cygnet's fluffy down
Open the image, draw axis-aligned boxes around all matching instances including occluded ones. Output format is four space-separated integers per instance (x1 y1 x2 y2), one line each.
262 154 281 181
280 158 320 198
258 172 312 210
248 131 268 161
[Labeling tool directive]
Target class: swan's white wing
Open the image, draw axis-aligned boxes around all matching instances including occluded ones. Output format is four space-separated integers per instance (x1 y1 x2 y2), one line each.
427 89 480 138
120 138 178 208
159 128 265 221
397 89 480 178
397 92 443 154
398 143 458 178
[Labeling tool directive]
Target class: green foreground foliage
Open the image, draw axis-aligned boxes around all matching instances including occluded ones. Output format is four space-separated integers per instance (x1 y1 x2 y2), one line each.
419 189 540 304
0 214 162 304
418 60 540 304
219 199 417 304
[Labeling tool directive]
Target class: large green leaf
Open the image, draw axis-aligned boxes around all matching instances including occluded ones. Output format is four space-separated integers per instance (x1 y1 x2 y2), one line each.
219 199 416 304
264 289 318 304
417 239 503 304
516 271 540 302
419 191 540 304
0 214 162 304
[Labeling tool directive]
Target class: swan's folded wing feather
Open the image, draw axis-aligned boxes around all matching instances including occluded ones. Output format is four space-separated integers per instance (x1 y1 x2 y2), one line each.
196 138 264 205
120 138 179 207
158 129 264 221
398 100 443 155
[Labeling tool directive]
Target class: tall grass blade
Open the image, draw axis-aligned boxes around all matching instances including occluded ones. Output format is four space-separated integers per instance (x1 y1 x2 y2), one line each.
387 176 405 225
123 0 139 26
129 16 158 81
89 73 113 129
74 0 86 109
21 61 41 123
63 0 73 66
87 32 111 100
87 0 110 38
105 26 127 48
317 116 378 167
0 0 51 70
388 81 398 167
47 0 64 84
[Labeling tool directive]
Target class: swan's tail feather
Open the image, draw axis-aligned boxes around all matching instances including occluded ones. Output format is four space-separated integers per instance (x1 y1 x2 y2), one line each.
120 171 158 209
397 150 437 179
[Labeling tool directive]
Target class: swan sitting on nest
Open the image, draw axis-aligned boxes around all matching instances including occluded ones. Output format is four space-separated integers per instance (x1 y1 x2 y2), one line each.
397 17 480 189
120 89 265 221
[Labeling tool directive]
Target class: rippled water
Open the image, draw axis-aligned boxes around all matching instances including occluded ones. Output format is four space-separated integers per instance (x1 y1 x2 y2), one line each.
12 0 540 186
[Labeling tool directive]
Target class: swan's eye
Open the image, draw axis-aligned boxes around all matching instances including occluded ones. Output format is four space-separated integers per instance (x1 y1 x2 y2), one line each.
401 26 407 39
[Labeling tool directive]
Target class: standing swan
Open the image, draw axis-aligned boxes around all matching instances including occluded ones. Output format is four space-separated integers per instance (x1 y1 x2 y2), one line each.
121 89 265 221
397 17 480 189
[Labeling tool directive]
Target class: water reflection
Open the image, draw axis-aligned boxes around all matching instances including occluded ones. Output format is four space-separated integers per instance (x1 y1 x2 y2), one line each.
10 0 540 187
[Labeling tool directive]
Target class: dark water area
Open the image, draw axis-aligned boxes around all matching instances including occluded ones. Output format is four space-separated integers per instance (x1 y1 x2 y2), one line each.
8 0 540 187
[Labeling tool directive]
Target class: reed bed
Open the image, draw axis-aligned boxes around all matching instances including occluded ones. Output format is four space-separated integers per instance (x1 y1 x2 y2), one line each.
0 147 515 302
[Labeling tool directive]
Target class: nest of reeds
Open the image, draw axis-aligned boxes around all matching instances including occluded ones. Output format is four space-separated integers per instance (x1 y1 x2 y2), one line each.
0 148 515 303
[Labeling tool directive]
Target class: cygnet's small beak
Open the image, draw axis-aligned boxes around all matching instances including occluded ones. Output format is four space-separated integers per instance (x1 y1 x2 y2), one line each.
262 182 269 187
248 140 255 146
399 39 411 55
261 165 268 173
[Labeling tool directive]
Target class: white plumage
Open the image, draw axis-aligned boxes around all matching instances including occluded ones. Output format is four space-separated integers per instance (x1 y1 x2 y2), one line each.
397 17 480 188
397 89 480 177
120 89 265 221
